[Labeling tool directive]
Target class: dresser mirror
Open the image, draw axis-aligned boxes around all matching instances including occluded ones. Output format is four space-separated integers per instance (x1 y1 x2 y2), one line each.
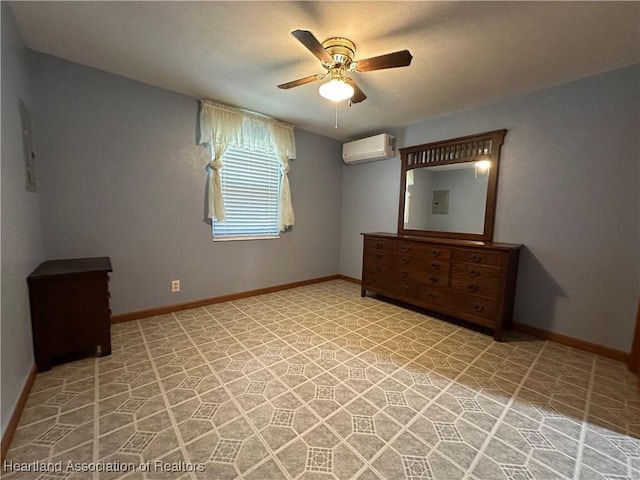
398 129 507 242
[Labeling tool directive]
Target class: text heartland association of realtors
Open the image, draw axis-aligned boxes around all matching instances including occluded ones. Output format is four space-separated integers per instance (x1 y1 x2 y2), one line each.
2 460 206 473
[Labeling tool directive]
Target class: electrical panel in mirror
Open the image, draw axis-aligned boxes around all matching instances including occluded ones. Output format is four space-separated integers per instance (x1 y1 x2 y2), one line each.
398 130 507 242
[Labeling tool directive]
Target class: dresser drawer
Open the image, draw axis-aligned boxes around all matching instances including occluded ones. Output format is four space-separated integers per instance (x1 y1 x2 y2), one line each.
364 237 394 251
452 249 503 267
364 263 392 276
450 277 499 298
364 265 390 279
392 254 450 286
451 263 500 285
418 286 497 321
394 242 451 260
364 248 393 266
363 274 417 298
362 233 521 341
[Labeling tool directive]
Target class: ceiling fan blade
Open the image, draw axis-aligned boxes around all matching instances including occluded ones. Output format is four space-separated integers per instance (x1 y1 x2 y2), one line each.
277 74 323 89
291 30 333 63
346 79 367 104
355 50 413 72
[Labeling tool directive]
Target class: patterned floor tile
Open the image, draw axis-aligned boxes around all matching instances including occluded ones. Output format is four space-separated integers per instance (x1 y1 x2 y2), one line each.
242 458 289 480
294 377 357 419
474 453 568 479
225 368 288 412
494 417 579 478
328 399 401 462
372 435 438 480
275 439 311 478
3 280 639 480
408 404 486 470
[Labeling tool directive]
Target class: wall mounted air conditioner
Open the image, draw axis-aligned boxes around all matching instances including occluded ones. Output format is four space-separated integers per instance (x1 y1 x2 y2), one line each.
342 133 396 164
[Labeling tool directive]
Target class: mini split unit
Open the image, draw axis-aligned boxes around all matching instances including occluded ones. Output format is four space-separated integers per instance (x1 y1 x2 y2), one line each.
342 133 396 164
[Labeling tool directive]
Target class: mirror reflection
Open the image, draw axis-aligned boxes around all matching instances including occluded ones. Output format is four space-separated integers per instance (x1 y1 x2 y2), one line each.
403 162 489 235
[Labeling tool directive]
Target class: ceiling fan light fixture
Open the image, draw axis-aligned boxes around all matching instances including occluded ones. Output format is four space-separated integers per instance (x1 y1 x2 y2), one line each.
319 78 354 102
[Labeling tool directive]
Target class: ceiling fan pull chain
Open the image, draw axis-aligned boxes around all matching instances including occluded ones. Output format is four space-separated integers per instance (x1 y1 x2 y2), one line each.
335 105 339 129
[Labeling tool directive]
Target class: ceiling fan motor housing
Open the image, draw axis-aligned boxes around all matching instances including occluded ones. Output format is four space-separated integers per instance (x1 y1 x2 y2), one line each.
321 37 356 69
279 29 412 104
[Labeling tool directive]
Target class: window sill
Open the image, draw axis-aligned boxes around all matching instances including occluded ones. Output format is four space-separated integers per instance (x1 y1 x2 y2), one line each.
213 235 280 242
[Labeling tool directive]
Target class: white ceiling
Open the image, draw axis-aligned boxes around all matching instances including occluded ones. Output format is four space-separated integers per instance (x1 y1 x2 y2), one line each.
9 1 640 141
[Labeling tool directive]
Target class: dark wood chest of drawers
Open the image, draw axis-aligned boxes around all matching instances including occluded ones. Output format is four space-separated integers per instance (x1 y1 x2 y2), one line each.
361 233 521 340
27 257 112 371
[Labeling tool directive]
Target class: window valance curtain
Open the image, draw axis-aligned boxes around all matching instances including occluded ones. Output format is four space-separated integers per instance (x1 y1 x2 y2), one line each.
198 101 296 231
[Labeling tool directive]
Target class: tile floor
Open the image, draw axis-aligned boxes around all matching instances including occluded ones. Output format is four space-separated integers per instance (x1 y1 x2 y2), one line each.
3 280 639 480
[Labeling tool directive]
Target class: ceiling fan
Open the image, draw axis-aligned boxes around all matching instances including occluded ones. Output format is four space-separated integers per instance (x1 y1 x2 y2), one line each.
277 30 413 104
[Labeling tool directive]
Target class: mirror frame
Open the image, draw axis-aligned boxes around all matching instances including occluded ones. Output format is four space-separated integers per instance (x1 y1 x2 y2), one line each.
398 129 507 242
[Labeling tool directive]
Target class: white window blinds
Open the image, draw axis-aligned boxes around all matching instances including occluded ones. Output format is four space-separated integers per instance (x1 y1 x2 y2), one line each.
213 146 281 239
198 101 296 231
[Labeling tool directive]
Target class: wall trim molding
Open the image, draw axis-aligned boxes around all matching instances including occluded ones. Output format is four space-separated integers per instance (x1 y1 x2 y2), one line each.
628 298 639 374
336 274 360 284
0 276 359 461
1 364 37 463
110 273 631 365
343 273 631 364
111 274 345 323
335 275 632 364
512 322 629 363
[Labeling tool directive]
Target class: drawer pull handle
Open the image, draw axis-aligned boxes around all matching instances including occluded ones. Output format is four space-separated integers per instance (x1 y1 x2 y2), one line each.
401 257 410 265
431 263 440 270
432 249 441 257
473 303 485 312
400 285 409 292
470 255 482 263
375 242 383 249
375 253 383 260
370 277 378 284
401 271 409 278
375 265 382 272
470 269 481 277
401 245 411 253
429 276 439 284
427 292 437 299
468 284 479 292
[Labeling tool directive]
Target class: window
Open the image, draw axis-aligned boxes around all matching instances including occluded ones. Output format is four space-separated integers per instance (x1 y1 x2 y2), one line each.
213 146 281 240
198 101 296 234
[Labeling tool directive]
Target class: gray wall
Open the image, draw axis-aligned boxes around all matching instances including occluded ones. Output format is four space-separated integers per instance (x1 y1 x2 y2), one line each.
1 4 46 436
340 159 400 278
340 65 640 352
30 52 343 315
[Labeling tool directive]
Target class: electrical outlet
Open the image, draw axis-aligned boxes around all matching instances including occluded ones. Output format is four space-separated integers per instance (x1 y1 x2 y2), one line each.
171 280 180 292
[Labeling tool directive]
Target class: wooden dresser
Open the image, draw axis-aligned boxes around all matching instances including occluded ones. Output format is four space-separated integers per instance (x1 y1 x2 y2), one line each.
28 257 112 371
361 233 521 340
